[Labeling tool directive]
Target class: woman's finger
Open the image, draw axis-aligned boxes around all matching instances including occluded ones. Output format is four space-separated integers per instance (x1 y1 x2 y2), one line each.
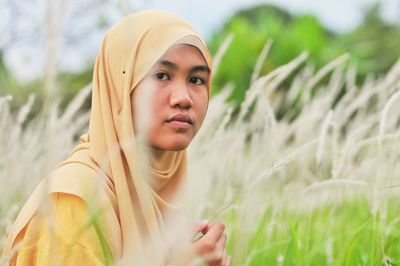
202 222 225 246
196 219 209 233
192 220 209 242
208 249 225 266
215 233 227 256
211 236 227 266
225 255 232 266
220 251 227 266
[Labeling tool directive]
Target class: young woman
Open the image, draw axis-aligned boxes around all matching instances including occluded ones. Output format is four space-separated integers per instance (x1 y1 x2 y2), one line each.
2 10 231 266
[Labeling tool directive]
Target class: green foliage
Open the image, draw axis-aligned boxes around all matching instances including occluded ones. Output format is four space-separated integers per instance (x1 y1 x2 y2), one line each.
224 197 400 265
208 5 335 104
57 69 93 109
0 62 93 114
337 4 400 80
2 3 398 116
208 3 400 105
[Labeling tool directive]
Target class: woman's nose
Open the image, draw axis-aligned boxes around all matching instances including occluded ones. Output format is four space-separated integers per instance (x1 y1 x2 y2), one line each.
169 82 193 109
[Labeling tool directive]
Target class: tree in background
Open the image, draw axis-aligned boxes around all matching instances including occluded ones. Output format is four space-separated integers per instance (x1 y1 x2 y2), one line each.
1 2 399 114
338 3 400 79
208 3 400 105
0 0 138 111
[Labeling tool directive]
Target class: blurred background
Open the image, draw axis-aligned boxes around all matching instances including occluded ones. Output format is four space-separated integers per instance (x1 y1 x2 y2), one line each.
0 0 399 111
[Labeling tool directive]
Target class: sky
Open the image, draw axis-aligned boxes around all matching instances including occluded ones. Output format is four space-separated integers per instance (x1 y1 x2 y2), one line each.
1 0 399 83
138 0 399 38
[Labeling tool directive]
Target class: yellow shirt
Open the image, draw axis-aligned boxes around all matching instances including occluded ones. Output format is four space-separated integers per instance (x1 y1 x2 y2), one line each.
11 193 108 266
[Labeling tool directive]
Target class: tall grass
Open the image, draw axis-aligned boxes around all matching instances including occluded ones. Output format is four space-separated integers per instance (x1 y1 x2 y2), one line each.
0 85 91 247
186 46 400 265
1 44 400 265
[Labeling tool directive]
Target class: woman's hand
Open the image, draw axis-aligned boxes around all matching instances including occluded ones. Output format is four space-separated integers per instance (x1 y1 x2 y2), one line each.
192 220 232 266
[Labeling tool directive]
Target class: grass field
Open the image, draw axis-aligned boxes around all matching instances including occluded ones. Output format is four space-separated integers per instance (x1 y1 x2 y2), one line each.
1 43 400 265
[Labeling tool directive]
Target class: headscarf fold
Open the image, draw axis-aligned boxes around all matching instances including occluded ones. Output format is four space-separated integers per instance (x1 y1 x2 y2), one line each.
3 9 212 263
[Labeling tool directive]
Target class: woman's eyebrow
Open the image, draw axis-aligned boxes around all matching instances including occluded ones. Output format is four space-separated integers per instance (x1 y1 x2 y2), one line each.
157 60 210 74
158 60 178 70
189 65 210 75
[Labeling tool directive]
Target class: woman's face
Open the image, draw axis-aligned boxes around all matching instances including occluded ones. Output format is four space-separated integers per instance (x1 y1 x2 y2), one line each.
131 44 210 151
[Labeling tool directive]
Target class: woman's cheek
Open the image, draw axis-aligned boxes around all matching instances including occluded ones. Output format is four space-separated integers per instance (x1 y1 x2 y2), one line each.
198 92 209 121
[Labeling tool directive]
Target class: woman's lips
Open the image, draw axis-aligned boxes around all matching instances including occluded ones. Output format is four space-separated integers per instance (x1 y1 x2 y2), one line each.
166 113 193 129
167 120 192 129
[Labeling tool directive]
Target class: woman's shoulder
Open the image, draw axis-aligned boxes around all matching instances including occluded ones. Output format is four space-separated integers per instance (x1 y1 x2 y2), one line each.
10 193 106 265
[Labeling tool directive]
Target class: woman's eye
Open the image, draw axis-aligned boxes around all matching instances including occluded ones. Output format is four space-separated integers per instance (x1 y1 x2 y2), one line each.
190 77 205 85
154 73 169 80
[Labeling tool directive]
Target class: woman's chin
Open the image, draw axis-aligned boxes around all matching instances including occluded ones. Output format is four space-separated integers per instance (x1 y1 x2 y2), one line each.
165 141 190 151
152 137 191 151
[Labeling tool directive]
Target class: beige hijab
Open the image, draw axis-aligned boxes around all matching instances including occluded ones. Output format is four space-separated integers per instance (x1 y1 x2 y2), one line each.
2 10 212 263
